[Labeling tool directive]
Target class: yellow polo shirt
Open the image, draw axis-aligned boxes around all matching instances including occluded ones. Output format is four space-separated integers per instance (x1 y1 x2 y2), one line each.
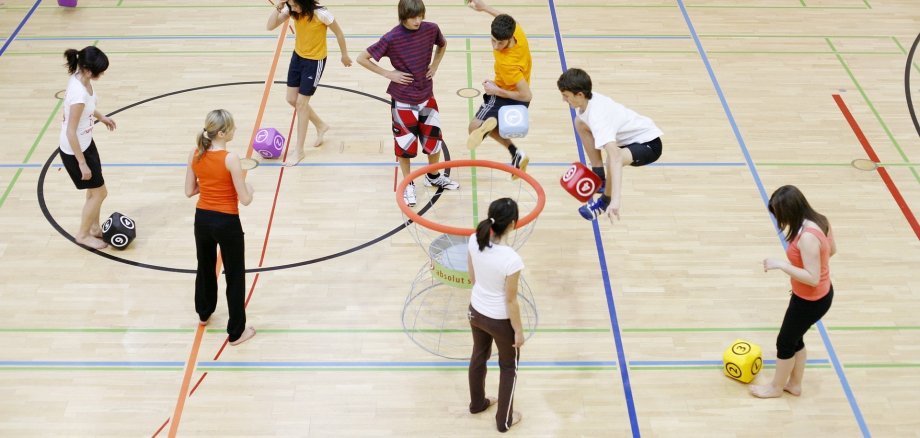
493 24 531 91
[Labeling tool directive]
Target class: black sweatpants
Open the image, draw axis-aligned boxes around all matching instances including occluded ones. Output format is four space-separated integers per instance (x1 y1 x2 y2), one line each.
776 285 834 359
468 305 520 433
194 208 247 342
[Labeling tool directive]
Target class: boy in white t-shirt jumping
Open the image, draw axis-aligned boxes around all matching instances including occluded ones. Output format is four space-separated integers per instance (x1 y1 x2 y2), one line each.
557 68 663 222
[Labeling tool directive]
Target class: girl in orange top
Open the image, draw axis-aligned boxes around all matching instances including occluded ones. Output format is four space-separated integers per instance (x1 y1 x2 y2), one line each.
752 185 836 398
184 109 256 346
267 0 352 167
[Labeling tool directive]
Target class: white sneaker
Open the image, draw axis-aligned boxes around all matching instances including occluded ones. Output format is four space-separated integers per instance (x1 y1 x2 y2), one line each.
510 149 529 180
403 182 417 207
423 173 460 190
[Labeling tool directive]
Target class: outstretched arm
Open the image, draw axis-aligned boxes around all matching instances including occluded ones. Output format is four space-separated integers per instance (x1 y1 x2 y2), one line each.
467 0 503 17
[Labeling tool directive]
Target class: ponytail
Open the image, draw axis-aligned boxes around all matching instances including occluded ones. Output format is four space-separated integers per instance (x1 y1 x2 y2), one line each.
195 129 212 161
475 198 519 251
64 49 80 75
196 109 236 161
63 46 109 78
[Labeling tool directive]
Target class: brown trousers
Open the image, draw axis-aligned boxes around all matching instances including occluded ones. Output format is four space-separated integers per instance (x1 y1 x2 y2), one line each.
468 305 520 433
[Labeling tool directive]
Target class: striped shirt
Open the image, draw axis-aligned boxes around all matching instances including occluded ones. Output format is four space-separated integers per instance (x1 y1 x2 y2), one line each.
366 22 446 104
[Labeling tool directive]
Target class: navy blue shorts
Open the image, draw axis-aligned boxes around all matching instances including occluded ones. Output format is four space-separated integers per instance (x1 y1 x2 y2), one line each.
474 94 529 122
60 140 105 189
287 52 326 96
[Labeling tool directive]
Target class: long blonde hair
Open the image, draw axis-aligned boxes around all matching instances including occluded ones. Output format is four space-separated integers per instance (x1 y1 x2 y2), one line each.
195 109 235 160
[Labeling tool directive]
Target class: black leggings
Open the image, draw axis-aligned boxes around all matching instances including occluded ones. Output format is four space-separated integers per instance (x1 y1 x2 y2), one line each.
776 285 833 359
194 208 247 342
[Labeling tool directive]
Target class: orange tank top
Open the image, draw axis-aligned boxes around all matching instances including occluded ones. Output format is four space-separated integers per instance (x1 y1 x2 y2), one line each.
786 226 832 301
191 150 239 215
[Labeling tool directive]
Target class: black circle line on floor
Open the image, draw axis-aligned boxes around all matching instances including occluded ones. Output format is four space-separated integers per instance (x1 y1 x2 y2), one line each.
37 81 451 274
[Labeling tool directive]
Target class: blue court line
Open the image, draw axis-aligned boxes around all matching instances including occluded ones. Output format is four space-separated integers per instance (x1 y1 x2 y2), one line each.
547 1 641 437
0 360 616 368
0 161 747 169
631 359 830 366
0 359 838 368
3 34 689 43
0 0 41 58
676 1 870 436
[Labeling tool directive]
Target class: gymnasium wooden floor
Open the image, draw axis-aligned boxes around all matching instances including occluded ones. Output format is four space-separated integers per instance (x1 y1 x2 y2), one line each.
1 0 919 436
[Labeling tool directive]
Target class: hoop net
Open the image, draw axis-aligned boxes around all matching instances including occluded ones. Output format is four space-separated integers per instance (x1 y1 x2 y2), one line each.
395 159 545 359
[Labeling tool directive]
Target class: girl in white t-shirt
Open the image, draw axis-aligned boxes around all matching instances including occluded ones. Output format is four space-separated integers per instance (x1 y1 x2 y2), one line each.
466 197 525 432
58 46 117 250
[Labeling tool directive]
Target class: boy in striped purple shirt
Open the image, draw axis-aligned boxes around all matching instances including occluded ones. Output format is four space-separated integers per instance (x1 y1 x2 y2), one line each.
357 0 459 207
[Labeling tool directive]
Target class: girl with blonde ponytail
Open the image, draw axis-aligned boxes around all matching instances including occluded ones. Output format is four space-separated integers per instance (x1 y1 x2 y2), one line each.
184 109 256 346
465 197 525 432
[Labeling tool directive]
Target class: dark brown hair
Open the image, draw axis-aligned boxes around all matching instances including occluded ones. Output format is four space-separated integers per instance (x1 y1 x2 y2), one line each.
475 198 519 251
768 185 830 242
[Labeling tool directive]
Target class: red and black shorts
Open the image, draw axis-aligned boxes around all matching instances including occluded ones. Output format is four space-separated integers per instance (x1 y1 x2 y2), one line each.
391 97 444 159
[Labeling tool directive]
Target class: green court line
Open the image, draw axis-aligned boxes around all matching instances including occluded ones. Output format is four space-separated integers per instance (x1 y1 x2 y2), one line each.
465 38 480 224
631 365 835 371
0 92 62 211
846 363 920 369
892 37 920 75
195 366 618 372
827 37 920 185
116 0 124 6
862 0 871 9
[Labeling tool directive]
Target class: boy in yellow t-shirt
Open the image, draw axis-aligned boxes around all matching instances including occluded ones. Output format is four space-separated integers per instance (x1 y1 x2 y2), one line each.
466 0 532 175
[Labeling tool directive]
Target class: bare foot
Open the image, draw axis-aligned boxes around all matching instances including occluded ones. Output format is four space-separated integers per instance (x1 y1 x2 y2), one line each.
76 235 108 250
229 326 256 346
486 396 497 408
283 151 305 167
311 124 329 148
783 384 801 396
510 411 523 427
90 226 103 238
750 384 783 398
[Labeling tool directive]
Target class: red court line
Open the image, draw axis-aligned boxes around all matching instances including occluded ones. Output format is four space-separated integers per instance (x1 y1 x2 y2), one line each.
155 20 292 438
833 94 920 240
166 322 206 437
